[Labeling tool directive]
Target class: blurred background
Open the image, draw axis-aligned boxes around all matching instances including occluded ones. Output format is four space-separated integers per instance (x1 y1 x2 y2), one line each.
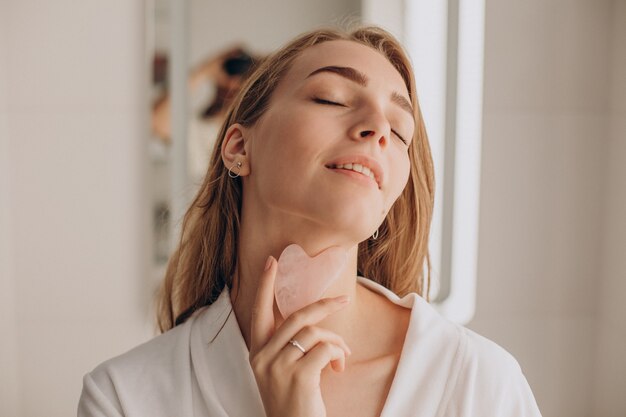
1 0 625 416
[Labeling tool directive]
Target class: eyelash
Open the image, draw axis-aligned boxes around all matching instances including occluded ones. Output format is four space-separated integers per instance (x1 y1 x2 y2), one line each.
312 97 408 145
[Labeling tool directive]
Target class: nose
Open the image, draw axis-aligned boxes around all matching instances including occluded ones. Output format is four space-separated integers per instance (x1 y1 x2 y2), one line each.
348 108 390 148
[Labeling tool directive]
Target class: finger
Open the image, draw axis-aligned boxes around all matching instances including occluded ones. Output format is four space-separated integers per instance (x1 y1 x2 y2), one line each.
297 342 347 375
279 326 352 364
262 296 350 358
250 256 277 355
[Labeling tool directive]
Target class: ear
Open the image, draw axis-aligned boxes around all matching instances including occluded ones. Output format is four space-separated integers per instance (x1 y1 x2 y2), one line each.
221 123 251 177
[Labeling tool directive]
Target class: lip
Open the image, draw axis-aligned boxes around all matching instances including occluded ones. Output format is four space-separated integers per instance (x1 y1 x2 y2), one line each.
325 154 384 189
328 167 379 188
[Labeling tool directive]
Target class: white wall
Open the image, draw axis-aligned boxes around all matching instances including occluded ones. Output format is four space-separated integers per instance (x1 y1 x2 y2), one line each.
592 2 626 416
0 1 20 415
188 0 361 64
468 1 615 416
1 1 153 416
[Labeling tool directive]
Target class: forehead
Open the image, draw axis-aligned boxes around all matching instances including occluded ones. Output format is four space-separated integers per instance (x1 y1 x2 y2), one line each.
278 40 409 98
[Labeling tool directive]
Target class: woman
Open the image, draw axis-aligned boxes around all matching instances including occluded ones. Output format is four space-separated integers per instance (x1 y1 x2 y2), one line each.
78 25 542 417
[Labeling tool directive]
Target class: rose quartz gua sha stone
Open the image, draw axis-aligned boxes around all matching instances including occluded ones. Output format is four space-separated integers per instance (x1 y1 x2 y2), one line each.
274 244 349 320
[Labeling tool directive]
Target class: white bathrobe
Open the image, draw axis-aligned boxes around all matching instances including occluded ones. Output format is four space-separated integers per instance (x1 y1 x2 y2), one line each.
78 276 543 416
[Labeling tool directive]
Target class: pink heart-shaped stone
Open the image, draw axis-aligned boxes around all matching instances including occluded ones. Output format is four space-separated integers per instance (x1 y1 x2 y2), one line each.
274 244 349 319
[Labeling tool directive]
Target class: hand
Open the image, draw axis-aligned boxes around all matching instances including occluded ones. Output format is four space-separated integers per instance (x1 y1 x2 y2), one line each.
249 256 352 417
191 45 247 87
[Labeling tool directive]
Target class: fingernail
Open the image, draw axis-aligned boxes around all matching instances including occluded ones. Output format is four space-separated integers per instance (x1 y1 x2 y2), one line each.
264 256 273 271
335 295 349 303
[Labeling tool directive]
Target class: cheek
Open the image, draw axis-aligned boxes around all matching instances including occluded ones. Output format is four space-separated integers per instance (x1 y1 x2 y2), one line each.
250 113 318 192
264 109 334 168
388 153 412 203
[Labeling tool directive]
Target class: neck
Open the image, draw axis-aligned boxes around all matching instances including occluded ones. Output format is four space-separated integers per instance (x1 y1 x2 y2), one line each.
229 199 371 360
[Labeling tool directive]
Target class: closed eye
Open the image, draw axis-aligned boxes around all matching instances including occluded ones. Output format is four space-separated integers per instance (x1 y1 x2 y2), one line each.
392 130 408 145
313 97 408 145
312 97 345 106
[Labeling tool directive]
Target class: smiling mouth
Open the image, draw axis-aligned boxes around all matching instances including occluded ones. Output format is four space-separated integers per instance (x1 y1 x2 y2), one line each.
326 164 380 188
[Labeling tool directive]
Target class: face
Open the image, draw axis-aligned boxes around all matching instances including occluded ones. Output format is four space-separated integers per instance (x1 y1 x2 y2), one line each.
229 40 415 242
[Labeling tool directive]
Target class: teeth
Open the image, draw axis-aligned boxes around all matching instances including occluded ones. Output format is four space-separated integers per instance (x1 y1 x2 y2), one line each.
333 163 377 183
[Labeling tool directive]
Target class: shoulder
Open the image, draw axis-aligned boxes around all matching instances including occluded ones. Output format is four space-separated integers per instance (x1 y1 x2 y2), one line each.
92 314 194 381
357 277 542 415
438 324 543 416
77 308 205 416
389 292 542 416
386 286 526 377
455 325 525 384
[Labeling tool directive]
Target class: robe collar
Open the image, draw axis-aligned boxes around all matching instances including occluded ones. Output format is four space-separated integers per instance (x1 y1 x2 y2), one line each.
188 276 450 417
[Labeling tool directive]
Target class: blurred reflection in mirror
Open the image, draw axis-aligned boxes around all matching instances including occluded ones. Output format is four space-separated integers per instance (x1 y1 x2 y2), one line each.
148 44 264 266
152 47 263 182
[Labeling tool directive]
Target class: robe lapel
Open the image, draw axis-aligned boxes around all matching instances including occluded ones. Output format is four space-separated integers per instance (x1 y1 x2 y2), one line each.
358 277 458 417
190 286 267 417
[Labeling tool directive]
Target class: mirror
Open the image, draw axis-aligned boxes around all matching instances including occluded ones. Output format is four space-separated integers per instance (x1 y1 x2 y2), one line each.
145 0 486 324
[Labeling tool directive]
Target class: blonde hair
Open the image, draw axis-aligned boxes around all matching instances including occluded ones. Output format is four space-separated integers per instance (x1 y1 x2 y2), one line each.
156 25 435 332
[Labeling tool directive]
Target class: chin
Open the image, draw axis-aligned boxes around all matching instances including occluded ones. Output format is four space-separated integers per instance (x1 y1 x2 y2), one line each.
316 205 378 238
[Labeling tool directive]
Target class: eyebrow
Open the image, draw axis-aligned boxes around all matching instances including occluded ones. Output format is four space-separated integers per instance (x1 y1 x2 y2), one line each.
305 65 414 117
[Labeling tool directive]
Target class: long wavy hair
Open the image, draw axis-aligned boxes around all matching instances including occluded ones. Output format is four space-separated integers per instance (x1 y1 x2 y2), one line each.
156 25 436 332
